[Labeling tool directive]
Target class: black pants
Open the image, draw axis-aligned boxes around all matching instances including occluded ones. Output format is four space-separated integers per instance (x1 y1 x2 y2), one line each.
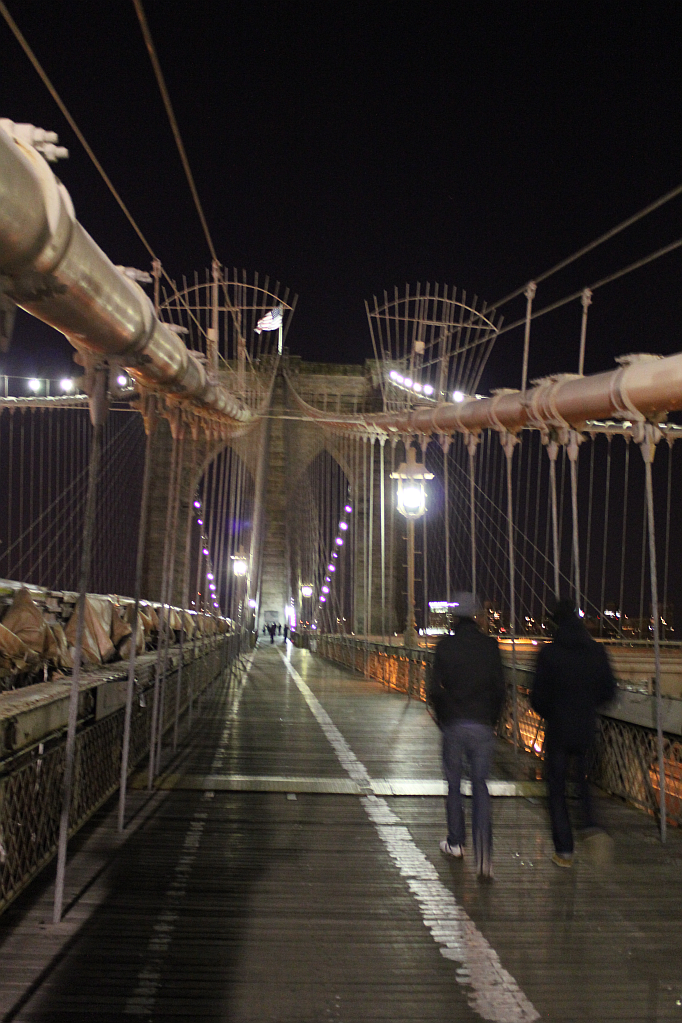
545 740 597 855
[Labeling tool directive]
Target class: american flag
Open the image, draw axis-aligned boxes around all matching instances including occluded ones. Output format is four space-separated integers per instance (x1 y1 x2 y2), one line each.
255 305 283 334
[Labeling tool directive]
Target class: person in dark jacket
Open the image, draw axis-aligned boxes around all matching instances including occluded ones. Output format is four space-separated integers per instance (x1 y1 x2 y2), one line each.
427 592 505 880
531 598 616 867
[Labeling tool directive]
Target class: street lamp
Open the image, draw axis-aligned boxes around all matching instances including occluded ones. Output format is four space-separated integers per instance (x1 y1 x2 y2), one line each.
391 445 433 648
231 550 249 628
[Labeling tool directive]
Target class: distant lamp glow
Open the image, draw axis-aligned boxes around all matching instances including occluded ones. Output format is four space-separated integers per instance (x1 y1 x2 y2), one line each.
322 585 330 594
197 518 203 525
332 552 338 559
320 596 326 603
209 583 216 591
207 572 214 580
404 377 413 388
329 565 336 572
389 370 399 381
453 390 465 402
59 378 74 392
413 382 422 393
232 557 248 577
394 373 404 384
248 598 257 609
28 378 41 392
324 576 330 583
202 547 209 555
194 500 201 509
335 537 343 546
339 521 348 530
423 384 434 396
344 505 352 513
116 373 128 388
301 584 313 597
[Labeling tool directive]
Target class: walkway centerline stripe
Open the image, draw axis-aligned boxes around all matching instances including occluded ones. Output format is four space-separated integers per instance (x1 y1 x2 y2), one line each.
279 651 540 1023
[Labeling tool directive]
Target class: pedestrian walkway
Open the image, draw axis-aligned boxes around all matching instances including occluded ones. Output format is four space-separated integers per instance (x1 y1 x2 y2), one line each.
0 644 681 1022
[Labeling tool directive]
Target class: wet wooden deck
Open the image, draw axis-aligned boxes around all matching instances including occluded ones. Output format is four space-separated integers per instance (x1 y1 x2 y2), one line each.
0 643 681 1022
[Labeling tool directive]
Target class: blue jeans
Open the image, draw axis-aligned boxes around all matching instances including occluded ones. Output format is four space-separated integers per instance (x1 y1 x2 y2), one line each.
442 720 495 872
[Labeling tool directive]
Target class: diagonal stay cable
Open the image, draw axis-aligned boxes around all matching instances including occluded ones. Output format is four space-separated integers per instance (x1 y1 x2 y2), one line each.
493 235 682 341
132 0 218 265
0 0 212 347
489 183 682 314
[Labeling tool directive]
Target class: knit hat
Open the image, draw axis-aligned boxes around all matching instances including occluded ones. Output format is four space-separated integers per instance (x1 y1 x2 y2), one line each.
451 592 480 618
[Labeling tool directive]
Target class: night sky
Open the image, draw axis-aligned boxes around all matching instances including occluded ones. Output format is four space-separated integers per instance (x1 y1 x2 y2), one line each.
2 2 681 390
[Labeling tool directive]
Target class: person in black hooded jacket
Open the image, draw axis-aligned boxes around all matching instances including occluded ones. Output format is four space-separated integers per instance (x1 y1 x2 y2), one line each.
531 598 616 866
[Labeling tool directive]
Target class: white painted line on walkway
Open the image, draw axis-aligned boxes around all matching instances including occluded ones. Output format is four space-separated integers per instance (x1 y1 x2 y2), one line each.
280 651 540 1023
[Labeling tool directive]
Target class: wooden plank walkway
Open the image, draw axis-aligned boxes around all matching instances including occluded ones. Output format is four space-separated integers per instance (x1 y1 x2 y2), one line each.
0 643 681 1022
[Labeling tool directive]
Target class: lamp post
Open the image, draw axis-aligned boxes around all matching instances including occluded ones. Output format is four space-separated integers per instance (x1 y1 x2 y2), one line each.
391 445 433 648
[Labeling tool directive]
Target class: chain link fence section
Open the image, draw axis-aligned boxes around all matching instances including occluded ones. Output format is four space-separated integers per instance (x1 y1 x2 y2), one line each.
0 634 241 915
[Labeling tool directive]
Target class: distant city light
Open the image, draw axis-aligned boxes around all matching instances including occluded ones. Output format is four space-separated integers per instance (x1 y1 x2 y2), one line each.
59 378 74 392
28 378 41 392
453 390 465 402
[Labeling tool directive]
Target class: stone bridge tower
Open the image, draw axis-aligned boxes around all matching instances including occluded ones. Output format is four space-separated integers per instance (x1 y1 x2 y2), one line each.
141 356 398 635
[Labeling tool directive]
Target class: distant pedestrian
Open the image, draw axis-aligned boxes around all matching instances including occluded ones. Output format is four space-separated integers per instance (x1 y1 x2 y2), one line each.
268 622 276 644
427 592 505 881
283 624 289 642
531 598 616 868
277 623 282 635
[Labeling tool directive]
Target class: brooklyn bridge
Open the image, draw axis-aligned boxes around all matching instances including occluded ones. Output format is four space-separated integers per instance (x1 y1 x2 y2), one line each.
1 54 682 1023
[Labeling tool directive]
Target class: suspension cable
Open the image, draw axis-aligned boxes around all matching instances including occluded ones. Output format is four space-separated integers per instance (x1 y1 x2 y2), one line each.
494 236 682 341
0 1 214 347
132 0 219 265
489 183 682 314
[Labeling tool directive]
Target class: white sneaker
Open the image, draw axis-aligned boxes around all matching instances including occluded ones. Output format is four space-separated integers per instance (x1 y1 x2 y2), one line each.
439 840 463 858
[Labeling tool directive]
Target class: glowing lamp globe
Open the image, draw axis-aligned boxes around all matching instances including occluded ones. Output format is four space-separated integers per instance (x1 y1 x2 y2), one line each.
391 446 433 519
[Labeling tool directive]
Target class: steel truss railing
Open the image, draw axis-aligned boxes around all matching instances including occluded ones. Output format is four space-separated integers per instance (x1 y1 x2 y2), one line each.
0 634 241 915
311 634 682 829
